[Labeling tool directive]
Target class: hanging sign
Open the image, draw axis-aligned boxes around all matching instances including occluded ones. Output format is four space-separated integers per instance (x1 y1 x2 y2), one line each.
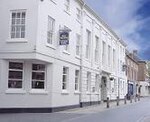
59 30 70 45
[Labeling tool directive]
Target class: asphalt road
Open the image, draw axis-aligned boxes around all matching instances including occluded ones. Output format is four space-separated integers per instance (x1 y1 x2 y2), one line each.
0 97 150 122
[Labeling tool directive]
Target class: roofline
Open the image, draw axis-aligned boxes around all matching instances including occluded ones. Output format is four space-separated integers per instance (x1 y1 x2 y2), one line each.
82 2 127 47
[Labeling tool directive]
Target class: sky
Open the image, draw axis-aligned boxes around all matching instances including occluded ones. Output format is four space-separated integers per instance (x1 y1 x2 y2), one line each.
85 0 150 60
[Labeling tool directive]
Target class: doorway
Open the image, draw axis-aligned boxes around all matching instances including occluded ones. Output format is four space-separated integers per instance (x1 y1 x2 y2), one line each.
101 76 107 101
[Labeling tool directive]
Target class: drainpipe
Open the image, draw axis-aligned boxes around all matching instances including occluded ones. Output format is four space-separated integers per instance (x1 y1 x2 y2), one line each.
79 1 85 107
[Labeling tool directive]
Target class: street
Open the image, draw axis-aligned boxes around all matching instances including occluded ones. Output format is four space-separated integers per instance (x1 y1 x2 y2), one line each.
0 97 150 122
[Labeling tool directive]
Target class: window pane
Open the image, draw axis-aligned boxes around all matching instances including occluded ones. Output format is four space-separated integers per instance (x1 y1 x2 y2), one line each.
22 12 26 18
32 64 45 71
9 62 23 70
9 71 22 79
12 13 16 18
16 19 21 24
11 26 15 32
21 32 25 38
16 32 20 38
63 75 67 83
21 19 25 24
32 81 44 89
17 13 21 18
63 67 67 74
62 82 66 89
8 80 22 88
12 19 15 25
32 72 45 80
11 33 15 38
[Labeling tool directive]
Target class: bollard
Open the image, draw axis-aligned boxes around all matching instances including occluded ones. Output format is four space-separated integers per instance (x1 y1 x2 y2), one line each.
135 95 137 102
124 96 127 104
138 95 140 101
106 97 110 108
130 95 132 103
117 96 119 106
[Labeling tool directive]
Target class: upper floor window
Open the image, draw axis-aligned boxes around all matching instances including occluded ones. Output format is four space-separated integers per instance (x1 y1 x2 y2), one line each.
102 41 106 64
85 30 91 59
95 36 99 63
108 45 111 66
76 34 81 56
8 62 23 89
64 0 70 12
76 8 81 21
47 16 55 45
32 64 46 89
10 10 26 39
113 49 116 69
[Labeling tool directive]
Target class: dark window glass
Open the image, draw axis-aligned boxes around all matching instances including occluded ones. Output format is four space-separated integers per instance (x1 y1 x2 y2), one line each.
32 72 45 80
32 81 44 89
9 62 23 70
9 71 22 79
32 64 45 71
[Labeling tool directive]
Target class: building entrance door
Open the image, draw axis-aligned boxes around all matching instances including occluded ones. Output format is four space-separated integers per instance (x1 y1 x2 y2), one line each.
101 77 107 101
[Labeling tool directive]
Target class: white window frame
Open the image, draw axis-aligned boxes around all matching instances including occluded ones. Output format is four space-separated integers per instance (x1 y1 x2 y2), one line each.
47 16 55 45
8 61 24 89
76 34 81 56
31 64 46 90
76 8 81 21
75 70 80 91
86 30 91 59
95 36 99 63
64 0 70 12
10 10 26 39
62 67 69 91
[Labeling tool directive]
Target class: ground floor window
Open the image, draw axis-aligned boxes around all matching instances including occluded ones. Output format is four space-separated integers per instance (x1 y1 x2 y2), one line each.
32 64 45 89
8 62 23 88
62 67 69 90
86 72 91 92
75 70 80 91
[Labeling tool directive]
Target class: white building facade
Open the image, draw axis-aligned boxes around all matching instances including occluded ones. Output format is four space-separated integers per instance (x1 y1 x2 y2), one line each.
0 0 127 112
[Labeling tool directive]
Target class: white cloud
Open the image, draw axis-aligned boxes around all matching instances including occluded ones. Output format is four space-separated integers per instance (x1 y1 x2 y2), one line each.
85 0 148 53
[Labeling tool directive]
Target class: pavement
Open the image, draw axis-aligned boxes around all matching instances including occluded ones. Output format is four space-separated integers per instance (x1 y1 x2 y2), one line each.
0 97 149 122
58 98 136 114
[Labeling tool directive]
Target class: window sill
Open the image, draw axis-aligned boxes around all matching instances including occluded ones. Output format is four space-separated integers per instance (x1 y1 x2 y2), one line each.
75 55 81 59
6 38 28 43
64 10 71 16
86 91 91 95
76 19 81 24
95 92 99 95
29 89 48 95
95 62 99 65
74 91 80 95
50 0 57 5
5 89 26 94
63 50 70 55
61 90 69 95
85 58 91 62
46 44 56 50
